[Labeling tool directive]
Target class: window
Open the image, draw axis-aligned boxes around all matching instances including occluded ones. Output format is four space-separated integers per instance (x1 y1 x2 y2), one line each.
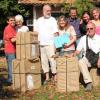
26 20 33 26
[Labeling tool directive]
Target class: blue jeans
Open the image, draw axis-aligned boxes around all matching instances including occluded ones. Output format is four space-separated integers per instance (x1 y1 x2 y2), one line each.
5 53 15 82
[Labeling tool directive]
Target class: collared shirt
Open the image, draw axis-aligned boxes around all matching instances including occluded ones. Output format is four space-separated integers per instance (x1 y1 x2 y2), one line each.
34 16 58 45
67 18 81 38
77 34 100 55
3 24 16 54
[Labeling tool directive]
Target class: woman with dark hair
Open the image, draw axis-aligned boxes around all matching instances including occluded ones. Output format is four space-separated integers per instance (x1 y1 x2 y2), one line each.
91 8 100 35
80 11 91 36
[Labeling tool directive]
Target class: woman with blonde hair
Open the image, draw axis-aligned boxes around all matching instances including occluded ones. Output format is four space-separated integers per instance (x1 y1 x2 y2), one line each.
91 8 100 35
57 15 76 55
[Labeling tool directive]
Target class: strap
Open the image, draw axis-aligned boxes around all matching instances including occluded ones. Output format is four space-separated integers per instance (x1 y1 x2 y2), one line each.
86 35 89 50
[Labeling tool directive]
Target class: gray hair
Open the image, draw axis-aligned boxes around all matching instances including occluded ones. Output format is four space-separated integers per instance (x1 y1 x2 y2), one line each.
15 14 24 22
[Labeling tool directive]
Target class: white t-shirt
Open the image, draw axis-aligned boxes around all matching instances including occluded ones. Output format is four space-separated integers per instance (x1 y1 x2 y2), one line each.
77 34 100 56
34 16 58 45
16 25 29 32
59 25 76 51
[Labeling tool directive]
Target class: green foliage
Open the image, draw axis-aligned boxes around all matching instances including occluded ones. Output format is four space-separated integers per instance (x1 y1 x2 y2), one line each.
62 0 95 17
0 0 30 38
73 0 94 17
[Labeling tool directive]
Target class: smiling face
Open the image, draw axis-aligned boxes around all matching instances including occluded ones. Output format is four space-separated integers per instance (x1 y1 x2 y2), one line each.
7 17 15 27
59 18 66 28
92 9 100 20
16 20 23 28
70 9 77 19
83 13 90 23
43 5 51 18
57 16 67 30
86 22 96 38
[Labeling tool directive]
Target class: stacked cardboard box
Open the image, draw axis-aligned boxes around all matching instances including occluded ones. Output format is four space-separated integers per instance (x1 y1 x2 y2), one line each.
90 68 100 86
16 31 39 59
12 31 41 92
56 56 79 92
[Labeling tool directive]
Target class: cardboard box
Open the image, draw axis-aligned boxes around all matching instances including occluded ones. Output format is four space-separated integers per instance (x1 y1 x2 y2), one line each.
12 59 41 74
12 59 41 92
90 68 100 86
56 56 79 92
12 73 41 92
56 56 79 73
56 73 67 92
67 72 79 92
25 44 40 60
16 31 38 45
16 43 40 60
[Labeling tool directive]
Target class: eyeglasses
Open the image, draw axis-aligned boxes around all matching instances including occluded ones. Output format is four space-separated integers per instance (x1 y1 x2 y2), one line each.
86 28 94 31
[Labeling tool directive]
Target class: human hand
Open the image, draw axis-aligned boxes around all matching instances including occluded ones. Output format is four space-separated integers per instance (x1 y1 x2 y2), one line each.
97 58 100 68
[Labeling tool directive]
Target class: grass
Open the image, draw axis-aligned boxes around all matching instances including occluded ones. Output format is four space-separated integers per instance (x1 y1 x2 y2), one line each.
0 57 100 100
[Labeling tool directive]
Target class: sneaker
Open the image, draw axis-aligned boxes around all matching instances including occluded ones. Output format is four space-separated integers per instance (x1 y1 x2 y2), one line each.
85 82 93 91
43 80 49 85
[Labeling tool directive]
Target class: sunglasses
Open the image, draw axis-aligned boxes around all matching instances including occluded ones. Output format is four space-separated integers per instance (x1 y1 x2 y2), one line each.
86 28 94 31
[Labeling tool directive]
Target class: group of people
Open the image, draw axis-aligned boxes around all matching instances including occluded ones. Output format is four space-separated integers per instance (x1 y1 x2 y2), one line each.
3 4 100 92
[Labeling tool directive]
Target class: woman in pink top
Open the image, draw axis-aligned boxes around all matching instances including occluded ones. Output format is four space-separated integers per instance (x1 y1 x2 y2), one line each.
91 8 100 35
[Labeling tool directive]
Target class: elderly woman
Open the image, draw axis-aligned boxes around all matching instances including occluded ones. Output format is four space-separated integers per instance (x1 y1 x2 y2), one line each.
15 14 29 32
57 15 76 56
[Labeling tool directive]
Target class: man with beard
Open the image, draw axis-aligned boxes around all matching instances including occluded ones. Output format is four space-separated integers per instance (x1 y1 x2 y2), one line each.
34 4 58 85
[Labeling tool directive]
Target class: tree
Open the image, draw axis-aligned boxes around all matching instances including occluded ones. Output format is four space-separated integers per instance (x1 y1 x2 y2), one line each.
73 0 94 16
0 0 30 38
61 0 95 17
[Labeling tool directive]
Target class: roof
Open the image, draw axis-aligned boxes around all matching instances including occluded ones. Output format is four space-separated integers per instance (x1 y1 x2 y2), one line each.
18 0 75 4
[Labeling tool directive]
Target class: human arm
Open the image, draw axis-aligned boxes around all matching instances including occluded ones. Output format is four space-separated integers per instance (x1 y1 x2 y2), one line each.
4 28 16 43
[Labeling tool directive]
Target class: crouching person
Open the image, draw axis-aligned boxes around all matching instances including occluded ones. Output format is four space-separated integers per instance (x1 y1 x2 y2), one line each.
74 22 100 91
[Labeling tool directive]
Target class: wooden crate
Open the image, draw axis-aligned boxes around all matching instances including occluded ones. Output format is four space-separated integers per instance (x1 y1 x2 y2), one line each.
90 68 100 86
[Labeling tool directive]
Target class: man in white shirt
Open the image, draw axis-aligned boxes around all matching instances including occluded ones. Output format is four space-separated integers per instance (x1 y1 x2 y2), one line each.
34 4 58 84
75 22 100 91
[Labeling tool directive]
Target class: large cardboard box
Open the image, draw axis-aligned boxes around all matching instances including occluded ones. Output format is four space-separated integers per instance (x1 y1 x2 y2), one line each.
16 43 40 60
56 56 79 92
16 31 38 45
56 56 79 73
90 68 100 86
57 72 79 92
56 73 67 92
67 72 79 92
12 59 41 92
16 31 39 60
